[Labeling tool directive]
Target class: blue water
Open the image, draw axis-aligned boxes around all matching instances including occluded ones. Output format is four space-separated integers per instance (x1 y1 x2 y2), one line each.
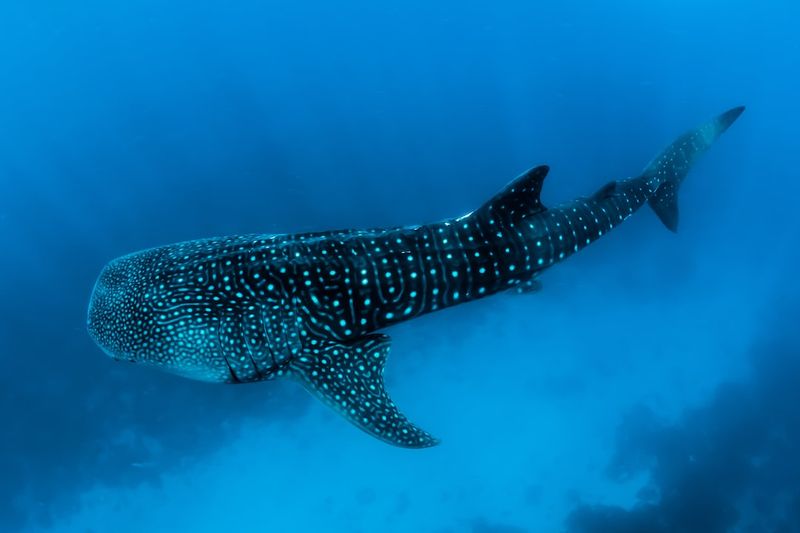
1 1 799 531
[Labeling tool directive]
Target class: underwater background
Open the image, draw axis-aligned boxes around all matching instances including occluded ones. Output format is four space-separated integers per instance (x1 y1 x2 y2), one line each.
1 1 799 531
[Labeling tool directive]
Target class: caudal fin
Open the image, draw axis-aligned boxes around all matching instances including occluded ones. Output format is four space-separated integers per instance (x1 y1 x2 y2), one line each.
644 106 745 232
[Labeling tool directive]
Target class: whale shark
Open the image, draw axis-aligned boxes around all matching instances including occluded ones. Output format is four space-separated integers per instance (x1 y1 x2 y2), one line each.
88 106 744 448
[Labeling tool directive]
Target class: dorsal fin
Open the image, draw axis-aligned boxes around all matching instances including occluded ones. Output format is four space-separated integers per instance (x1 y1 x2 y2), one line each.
476 165 549 223
291 334 438 448
592 180 617 200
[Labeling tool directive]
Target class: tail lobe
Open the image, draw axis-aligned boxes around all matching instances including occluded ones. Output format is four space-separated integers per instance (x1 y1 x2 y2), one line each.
644 106 745 232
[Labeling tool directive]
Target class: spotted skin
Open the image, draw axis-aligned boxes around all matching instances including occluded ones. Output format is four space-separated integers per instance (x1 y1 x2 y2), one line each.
87 107 744 448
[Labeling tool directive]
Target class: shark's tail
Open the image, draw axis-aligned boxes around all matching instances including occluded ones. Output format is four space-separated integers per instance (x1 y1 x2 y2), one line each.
643 106 745 232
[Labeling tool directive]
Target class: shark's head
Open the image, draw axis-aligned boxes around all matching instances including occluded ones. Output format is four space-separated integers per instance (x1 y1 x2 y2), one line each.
87 245 227 381
87 249 162 363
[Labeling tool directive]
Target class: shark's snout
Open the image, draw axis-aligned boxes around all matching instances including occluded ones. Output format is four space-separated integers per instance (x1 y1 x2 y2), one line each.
87 257 139 361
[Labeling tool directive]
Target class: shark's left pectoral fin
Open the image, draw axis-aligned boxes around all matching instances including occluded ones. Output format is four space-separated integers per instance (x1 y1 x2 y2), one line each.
291 334 439 449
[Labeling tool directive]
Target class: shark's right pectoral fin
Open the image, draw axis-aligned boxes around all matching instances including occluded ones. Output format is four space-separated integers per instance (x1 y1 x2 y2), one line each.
291 334 439 449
